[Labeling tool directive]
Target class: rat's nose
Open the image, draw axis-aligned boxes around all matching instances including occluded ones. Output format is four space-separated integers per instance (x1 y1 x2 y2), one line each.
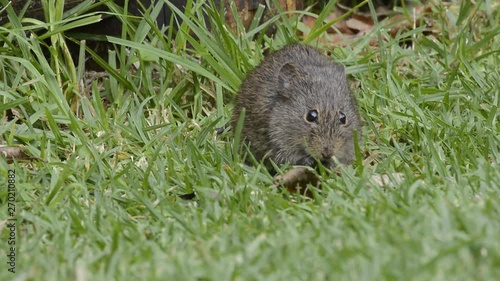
321 147 334 160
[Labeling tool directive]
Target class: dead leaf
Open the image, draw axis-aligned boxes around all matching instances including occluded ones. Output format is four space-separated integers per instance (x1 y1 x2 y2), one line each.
346 16 373 33
0 146 34 163
370 173 405 187
301 3 435 47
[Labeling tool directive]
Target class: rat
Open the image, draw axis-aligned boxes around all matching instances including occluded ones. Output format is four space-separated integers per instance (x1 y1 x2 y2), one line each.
231 44 361 169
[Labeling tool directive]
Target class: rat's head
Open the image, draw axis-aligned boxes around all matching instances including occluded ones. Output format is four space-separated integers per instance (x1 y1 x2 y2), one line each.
268 62 361 168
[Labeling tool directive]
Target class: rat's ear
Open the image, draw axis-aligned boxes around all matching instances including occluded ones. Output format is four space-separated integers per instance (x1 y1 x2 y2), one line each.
277 63 298 90
335 64 346 75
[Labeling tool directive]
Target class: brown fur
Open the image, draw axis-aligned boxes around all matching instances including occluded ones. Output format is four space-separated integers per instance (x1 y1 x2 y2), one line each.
232 44 361 168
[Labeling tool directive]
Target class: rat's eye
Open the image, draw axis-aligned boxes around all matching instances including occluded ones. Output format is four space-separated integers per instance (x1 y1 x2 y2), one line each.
305 109 319 123
339 111 347 125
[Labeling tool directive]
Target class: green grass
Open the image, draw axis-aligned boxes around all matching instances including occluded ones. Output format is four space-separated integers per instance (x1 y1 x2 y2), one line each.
1 0 499 280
